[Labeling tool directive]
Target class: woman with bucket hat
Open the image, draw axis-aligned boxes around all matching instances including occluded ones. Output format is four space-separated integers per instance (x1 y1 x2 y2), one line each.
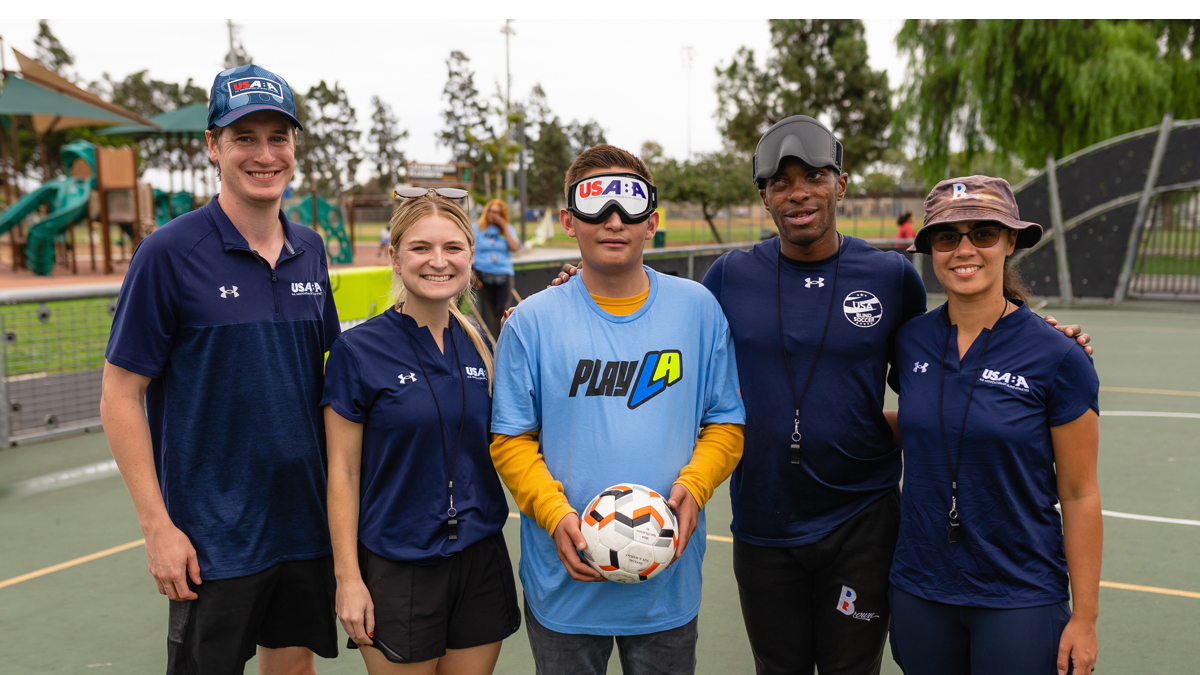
888 176 1102 675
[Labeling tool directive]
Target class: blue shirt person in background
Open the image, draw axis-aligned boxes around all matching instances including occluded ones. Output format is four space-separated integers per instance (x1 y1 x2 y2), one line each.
323 192 519 672
100 65 341 674
490 145 746 675
472 199 520 339
887 176 1101 675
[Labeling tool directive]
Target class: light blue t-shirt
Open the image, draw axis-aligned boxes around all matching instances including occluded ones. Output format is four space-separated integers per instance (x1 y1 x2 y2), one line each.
491 267 745 635
473 224 515 276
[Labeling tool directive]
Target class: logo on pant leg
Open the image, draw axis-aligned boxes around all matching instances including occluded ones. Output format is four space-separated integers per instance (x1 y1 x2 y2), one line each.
836 585 879 621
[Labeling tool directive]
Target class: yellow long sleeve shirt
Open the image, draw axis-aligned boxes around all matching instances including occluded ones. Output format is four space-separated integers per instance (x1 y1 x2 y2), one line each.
489 289 746 537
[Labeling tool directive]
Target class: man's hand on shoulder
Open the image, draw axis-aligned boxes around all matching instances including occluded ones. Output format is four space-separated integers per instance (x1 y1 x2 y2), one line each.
667 484 699 563
1043 315 1093 355
549 262 582 288
552 513 604 582
144 518 201 600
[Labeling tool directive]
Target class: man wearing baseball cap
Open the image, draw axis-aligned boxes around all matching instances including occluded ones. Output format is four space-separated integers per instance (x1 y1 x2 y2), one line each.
698 116 1091 674
101 64 341 674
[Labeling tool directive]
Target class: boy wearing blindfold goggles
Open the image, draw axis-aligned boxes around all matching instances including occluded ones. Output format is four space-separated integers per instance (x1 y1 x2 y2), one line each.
489 145 746 674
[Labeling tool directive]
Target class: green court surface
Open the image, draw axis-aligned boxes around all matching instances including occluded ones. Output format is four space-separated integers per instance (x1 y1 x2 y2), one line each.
1 301 1198 673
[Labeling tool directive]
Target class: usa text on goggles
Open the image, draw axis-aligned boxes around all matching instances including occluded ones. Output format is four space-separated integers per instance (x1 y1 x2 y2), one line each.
567 173 657 224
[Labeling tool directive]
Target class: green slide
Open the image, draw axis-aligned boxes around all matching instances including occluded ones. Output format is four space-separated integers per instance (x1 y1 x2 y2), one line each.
0 141 96 275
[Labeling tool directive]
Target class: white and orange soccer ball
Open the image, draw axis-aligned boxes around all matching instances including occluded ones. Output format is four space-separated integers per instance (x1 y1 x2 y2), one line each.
579 484 678 583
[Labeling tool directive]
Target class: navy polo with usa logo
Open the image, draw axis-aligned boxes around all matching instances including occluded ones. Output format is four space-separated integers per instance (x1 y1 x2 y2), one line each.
890 300 1099 607
106 197 340 580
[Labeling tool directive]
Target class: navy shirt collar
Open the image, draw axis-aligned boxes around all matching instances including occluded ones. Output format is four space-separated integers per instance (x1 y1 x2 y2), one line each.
776 233 848 270
207 195 302 257
937 298 1030 330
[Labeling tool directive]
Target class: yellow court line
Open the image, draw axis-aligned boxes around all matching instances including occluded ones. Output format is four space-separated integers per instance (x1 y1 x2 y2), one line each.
0 538 145 590
1100 386 1200 398
1100 581 1200 600
6 534 1199 602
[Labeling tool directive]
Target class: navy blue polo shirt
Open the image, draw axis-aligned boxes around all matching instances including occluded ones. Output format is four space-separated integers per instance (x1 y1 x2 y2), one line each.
106 197 340 580
702 236 927 546
890 301 1098 608
321 310 509 563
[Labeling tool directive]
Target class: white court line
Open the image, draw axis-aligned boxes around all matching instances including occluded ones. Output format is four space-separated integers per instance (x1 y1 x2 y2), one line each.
0 459 120 500
1101 411 1200 419
1101 510 1200 527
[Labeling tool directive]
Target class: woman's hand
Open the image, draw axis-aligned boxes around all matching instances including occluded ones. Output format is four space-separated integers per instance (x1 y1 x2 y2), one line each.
550 262 582 288
336 576 375 646
1057 615 1097 674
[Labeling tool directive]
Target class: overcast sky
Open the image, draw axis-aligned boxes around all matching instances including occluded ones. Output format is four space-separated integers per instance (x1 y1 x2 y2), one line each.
0 18 908 186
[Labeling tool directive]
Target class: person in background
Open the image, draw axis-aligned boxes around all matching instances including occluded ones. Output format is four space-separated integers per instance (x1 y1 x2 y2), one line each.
377 225 390 258
888 176 1101 675
896 212 916 251
473 199 520 338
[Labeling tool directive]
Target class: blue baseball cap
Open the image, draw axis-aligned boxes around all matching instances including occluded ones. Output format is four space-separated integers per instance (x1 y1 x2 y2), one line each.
207 64 303 130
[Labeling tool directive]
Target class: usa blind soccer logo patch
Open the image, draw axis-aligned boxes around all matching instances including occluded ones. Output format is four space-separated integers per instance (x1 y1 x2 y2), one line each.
843 291 883 327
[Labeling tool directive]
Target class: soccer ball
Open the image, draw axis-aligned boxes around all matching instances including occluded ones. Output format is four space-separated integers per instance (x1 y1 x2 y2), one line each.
580 484 677 583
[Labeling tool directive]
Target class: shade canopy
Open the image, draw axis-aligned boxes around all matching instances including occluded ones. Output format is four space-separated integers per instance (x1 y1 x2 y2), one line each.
0 73 135 133
12 49 156 129
99 103 209 139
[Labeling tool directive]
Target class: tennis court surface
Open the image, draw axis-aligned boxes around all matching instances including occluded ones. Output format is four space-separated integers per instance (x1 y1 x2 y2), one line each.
1 299 1197 673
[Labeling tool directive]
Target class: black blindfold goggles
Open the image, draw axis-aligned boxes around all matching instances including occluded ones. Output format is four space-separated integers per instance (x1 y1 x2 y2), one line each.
567 172 658 224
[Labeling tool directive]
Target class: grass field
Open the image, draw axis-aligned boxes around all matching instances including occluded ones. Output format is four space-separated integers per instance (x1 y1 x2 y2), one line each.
1 301 1198 673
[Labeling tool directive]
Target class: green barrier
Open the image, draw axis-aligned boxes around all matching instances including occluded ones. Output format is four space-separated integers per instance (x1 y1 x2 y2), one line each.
328 265 392 327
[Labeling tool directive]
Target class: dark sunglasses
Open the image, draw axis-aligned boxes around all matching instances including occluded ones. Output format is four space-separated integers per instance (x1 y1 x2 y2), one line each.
929 225 1004 252
394 187 469 201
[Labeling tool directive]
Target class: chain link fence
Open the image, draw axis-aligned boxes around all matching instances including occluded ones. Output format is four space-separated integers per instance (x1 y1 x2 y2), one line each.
0 285 120 446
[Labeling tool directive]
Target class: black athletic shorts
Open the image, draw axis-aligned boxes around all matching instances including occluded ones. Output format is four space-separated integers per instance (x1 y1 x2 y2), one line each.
166 555 338 675
734 487 900 675
351 532 521 664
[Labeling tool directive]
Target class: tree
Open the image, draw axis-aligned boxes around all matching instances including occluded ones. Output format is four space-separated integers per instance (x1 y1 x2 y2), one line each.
367 96 408 191
103 70 208 177
896 20 1200 186
296 81 362 196
34 20 75 80
436 52 519 200
565 119 606 156
715 20 892 174
438 51 492 169
524 85 573 206
654 150 758 243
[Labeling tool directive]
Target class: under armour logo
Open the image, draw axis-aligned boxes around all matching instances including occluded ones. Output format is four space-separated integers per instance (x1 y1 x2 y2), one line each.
219 286 239 298
805 277 825 288
397 373 418 384
914 362 929 373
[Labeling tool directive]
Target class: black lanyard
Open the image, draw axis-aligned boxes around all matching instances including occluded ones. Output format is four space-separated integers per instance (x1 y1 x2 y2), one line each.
937 300 1009 543
399 310 467 541
777 234 843 465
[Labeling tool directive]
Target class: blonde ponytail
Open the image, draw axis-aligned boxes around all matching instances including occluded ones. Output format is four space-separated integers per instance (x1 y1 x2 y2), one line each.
388 194 494 392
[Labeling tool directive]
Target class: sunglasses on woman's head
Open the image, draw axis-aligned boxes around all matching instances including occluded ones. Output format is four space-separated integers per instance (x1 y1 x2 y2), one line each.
929 225 1003 252
394 187 469 201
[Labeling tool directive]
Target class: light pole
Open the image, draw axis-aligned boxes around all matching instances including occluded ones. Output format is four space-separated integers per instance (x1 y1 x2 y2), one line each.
682 46 694 159
500 20 516 211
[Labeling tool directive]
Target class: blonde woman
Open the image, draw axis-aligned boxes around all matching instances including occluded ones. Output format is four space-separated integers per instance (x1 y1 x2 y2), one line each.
323 190 519 674
472 199 520 337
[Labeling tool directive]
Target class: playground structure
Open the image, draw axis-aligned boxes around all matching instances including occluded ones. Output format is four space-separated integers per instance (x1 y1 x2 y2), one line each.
285 193 354 265
920 113 1200 302
0 140 195 276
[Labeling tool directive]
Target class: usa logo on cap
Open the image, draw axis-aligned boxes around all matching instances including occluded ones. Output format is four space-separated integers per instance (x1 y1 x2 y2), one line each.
207 64 303 130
